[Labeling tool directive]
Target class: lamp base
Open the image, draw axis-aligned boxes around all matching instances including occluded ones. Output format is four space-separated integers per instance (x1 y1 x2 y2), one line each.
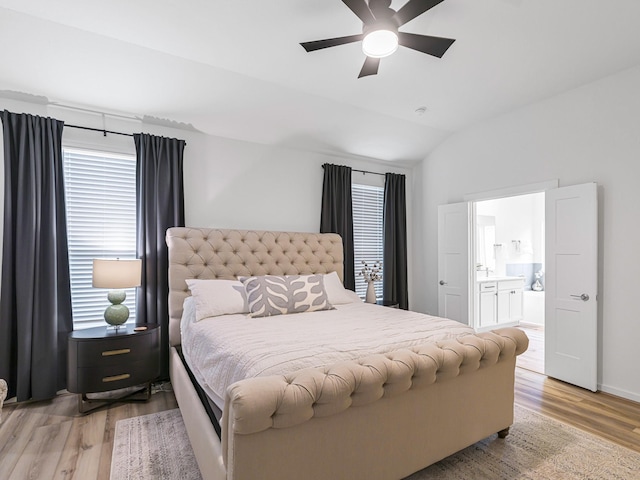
104 289 130 328
106 324 127 332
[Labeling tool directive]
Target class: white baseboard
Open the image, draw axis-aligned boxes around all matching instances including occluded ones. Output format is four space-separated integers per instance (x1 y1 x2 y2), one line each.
598 383 640 404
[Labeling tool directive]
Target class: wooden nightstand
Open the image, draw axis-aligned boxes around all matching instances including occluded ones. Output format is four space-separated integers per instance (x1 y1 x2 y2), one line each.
67 324 160 413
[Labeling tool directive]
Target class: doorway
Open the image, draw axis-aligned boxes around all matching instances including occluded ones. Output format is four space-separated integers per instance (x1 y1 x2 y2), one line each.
473 192 545 374
438 182 598 390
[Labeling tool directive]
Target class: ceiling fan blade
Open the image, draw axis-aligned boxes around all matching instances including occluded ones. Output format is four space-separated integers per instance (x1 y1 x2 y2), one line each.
342 0 376 24
358 57 380 78
394 0 445 27
398 32 455 57
300 34 363 52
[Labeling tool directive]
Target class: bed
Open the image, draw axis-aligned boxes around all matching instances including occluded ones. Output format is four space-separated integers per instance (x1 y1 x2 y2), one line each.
166 227 529 480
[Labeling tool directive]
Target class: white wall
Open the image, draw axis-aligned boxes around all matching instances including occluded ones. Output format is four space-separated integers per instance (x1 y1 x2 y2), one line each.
0 98 413 303
184 135 408 232
413 65 640 402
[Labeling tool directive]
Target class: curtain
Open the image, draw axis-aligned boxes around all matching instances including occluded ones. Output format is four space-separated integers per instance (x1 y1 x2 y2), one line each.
0 111 73 401
134 133 185 380
383 172 408 310
320 163 355 290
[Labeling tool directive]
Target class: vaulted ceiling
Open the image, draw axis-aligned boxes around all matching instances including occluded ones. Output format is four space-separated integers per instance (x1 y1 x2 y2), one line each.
1 0 640 163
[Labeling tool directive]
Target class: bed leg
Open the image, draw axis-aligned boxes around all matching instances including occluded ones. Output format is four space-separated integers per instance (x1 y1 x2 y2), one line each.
497 427 510 439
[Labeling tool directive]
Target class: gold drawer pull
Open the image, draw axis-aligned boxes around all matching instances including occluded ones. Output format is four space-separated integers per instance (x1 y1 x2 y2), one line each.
102 373 131 383
102 348 131 357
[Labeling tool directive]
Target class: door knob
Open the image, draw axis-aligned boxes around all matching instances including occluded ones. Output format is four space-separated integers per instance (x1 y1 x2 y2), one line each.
439 280 447 286
570 293 589 301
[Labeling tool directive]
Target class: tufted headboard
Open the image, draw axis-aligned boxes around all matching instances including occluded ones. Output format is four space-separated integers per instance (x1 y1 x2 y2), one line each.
166 228 344 346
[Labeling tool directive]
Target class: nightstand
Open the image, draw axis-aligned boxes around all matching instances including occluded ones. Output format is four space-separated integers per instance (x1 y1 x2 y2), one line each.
67 324 160 414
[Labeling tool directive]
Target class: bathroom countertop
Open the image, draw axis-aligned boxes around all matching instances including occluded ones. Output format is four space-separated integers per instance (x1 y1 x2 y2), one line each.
476 275 525 283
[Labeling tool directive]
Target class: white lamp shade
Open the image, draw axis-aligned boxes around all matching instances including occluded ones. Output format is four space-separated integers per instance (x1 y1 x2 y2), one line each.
92 258 142 289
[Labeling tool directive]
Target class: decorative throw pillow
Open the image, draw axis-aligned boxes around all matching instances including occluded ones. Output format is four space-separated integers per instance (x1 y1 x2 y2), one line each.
185 279 249 321
323 271 362 305
240 274 334 318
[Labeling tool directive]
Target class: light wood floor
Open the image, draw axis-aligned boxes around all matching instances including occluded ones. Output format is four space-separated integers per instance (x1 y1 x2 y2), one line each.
1 368 639 479
0 385 177 480
513 323 640 450
515 323 544 374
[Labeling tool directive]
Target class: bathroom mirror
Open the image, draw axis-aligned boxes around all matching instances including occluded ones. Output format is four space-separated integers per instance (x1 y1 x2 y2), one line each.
476 215 496 272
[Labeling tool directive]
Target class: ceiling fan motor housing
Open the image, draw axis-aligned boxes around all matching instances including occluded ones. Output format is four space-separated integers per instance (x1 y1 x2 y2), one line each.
362 18 399 37
368 0 396 20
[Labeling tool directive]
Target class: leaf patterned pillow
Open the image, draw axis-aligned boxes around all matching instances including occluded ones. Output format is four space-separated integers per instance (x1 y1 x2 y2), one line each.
240 274 334 318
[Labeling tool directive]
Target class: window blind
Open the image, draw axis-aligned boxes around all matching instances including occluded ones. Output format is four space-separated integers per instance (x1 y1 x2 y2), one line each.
352 183 384 300
63 148 137 329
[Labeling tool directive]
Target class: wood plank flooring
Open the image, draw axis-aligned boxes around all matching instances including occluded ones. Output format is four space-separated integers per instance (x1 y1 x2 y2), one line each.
1 369 639 479
0 384 177 480
513 322 640 451
515 323 544 374
515 368 640 453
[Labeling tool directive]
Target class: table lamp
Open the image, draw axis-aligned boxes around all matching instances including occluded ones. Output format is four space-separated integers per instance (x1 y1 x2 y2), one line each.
92 258 142 330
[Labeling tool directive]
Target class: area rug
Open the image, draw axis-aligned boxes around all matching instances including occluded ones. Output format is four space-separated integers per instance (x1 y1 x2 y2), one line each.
111 406 640 480
110 409 202 480
407 405 640 480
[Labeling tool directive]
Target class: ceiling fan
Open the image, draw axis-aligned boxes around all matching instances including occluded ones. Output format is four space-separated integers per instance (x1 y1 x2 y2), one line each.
300 0 455 78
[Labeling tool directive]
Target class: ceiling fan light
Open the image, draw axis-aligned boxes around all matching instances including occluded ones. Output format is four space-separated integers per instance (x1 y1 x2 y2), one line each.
362 29 398 58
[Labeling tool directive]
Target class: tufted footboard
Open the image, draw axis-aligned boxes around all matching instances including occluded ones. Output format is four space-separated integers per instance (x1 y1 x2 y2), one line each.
220 328 528 480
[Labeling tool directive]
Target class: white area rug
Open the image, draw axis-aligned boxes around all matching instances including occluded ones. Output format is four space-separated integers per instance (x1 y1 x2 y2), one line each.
111 405 640 480
110 409 202 480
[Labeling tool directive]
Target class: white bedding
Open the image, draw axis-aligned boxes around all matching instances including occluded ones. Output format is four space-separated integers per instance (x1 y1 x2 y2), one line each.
181 299 475 408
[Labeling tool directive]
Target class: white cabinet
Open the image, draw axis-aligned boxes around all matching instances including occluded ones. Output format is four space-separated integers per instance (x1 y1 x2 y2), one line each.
478 282 497 328
476 277 524 330
498 279 524 324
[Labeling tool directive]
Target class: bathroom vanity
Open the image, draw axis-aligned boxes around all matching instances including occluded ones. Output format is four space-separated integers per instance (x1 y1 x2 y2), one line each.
475 276 524 330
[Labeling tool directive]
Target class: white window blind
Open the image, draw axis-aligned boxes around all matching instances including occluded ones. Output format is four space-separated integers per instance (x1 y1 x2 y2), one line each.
63 148 137 329
352 183 384 300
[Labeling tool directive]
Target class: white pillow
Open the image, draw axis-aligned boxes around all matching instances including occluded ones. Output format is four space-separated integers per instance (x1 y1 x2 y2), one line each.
185 279 249 321
323 271 362 305
182 295 195 318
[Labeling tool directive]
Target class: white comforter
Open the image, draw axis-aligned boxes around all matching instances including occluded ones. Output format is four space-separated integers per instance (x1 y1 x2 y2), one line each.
181 300 474 408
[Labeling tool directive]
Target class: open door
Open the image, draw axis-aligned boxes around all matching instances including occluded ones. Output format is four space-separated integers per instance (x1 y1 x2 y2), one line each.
437 202 471 324
545 183 598 391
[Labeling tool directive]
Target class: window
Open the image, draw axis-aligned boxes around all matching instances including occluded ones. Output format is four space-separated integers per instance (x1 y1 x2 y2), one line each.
63 148 137 329
352 183 384 300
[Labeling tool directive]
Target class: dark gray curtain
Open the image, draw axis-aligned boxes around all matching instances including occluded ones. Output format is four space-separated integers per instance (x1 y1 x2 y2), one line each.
0 110 73 401
134 133 185 379
383 172 408 310
320 163 355 290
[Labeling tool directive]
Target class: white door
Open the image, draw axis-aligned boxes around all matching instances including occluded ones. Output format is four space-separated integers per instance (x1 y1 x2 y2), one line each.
437 203 471 324
545 183 598 391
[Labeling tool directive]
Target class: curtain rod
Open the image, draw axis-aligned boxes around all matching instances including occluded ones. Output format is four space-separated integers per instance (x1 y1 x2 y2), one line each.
353 168 385 177
65 124 133 138
322 165 385 177
65 123 187 145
